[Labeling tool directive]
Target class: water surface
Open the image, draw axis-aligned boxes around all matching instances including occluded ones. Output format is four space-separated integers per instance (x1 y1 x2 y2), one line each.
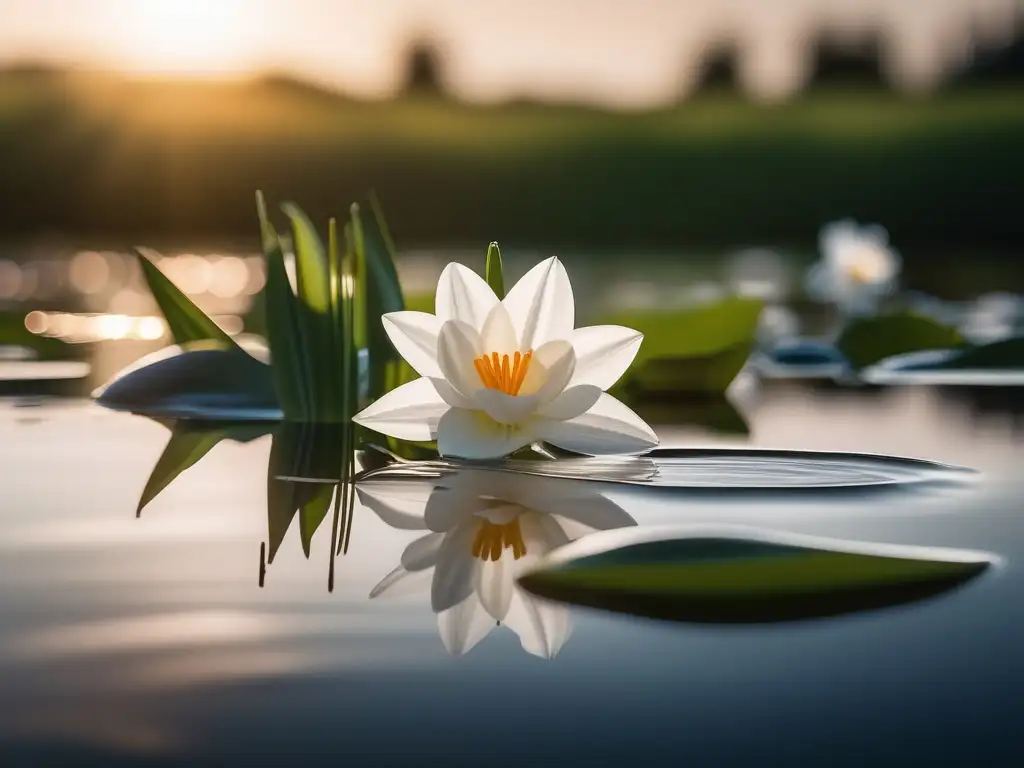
0 382 1021 765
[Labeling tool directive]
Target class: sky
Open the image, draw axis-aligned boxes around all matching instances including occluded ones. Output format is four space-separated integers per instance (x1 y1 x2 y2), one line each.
0 0 1020 106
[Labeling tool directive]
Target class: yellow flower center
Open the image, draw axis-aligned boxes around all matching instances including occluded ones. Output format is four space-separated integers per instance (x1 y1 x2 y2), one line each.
471 518 527 562
847 249 885 284
474 350 533 396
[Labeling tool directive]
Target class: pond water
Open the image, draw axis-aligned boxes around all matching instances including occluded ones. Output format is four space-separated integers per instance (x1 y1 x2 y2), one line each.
0 380 1021 765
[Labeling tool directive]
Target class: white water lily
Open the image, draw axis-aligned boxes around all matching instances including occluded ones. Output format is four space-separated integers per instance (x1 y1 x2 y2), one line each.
805 220 901 315
358 469 637 659
352 256 658 459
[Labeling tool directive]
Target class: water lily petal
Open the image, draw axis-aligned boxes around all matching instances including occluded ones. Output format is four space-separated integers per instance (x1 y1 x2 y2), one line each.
475 556 514 621
431 377 474 409
503 588 572 660
381 311 443 378
518 340 575 406
436 262 498 330
356 483 430 530
568 325 643 390
438 595 495 656
532 392 658 455
521 512 572 555
537 384 602 420
431 523 479 612
502 256 574 350
436 408 535 459
437 320 484 398
401 531 445 571
475 389 542 426
352 377 449 441
424 486 492 532
480 303 518 356
369 563 435 599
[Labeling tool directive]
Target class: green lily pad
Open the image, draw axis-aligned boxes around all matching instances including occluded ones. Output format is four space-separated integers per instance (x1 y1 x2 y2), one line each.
838 311 964 370
518 527 994 623
933 336 1024 370
603 297 763 394
618 394 749 435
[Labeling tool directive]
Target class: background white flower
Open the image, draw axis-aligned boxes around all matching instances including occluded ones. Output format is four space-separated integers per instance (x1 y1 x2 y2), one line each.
358 469 637 659
805 219 901 316
353 256 659 459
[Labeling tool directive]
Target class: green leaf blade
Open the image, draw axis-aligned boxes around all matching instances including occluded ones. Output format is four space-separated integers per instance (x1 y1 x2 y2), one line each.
133 248 238 349
485 242 505 299
259 202 313 420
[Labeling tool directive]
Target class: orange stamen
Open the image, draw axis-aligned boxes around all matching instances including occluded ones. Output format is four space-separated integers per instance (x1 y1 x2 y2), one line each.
471 519 527 562
474 348 533 395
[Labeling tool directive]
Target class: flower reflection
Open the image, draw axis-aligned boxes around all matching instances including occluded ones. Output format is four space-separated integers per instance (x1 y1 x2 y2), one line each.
358 469 637 659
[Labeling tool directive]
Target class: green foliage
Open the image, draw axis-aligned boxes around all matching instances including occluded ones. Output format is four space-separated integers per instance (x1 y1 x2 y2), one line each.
838 311 964 369
254 193 409 421
485 242 505 298
603 297 763 394
353 202 409 400
134 248 239 349
259 193 315 419
518 534 992 623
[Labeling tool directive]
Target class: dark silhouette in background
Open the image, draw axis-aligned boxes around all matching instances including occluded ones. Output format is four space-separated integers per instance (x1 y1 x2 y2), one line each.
807 34 887 89
400 39 448 97
690 41 741 95
957 37 1024 83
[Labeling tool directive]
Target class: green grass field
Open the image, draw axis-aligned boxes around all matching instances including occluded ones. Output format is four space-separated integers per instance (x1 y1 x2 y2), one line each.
0 71 1022 256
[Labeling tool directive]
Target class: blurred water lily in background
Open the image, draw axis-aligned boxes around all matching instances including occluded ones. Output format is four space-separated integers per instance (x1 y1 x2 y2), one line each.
805 220 901 316
353 256 659 459
958 292 1024 344
358 469 637 658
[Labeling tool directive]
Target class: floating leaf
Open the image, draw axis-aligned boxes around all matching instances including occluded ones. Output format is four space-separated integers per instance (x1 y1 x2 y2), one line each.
621 395 749 435
931 336 1024 370
133 248 238 350
604 297 763 394
93 345 280 420
626 342 752 394
485 242 505 299
519 527 994 624
838 311 964 370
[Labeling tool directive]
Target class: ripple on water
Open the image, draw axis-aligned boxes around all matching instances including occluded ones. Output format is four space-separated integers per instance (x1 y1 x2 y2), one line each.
359 448 977 495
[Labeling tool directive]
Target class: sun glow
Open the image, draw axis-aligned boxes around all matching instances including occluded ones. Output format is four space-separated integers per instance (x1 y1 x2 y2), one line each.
111 0 262 77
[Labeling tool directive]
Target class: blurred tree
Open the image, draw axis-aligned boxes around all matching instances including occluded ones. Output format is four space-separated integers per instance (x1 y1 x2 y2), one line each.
807 33 886 88
690 41 741 96
400 39 447 97
957 38 1024 83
